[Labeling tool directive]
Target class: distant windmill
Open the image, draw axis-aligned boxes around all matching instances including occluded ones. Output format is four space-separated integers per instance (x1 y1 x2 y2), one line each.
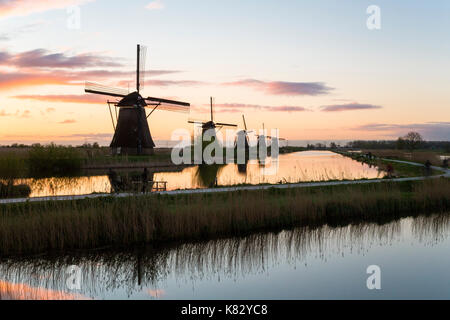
235 114 252 150
85 44 190 155
257 123 268 152
189 97 237 139
257 123 286 157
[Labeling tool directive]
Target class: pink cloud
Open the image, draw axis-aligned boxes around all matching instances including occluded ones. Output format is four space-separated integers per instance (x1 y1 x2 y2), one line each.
0 49 123 69
193 103 308 113
0 0 94 19
13 94 107 104
223 79 333 96
59 119 77 124
146 1 164 10
320 103 382 112
352 122 450 140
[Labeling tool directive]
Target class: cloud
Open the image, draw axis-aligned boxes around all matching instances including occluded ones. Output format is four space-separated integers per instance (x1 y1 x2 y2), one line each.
0 0 94 20
320 103 382 112
0 48 182 91
352 122 450 140
0 72 76 90
0 109 30 118
223 79 333 96
20 110 31 118
0 109 11 116
0 20 47 42
194 103 308 113
0 49 123 69
13 94 107 104
46 107 55 113
0 132 113 145
144 79 204 87
59 119 77 124
146 1 164 10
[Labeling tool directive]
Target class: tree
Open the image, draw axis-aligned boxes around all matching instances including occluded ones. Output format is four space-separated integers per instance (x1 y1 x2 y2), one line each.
402 131 424 151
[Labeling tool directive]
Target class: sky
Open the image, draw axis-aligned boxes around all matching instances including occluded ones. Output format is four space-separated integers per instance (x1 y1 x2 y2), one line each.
0 0 449 145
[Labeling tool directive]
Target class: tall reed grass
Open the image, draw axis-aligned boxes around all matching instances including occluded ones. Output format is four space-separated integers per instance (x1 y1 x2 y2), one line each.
0 178 448 256
27 144 82 176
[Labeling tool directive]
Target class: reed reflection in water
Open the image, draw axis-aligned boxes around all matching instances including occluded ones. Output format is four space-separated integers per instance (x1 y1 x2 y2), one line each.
1 213 449 300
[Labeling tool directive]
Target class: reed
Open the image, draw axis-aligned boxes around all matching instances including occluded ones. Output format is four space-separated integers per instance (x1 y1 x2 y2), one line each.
27 144 83 176
0 178 448 256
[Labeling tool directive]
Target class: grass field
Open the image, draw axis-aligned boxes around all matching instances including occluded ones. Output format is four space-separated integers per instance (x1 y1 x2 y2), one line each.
0 178 448 256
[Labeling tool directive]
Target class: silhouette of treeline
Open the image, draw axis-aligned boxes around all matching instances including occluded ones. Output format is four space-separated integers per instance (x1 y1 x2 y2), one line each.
0 178 448 256
1 142 102 149
346 140 450 152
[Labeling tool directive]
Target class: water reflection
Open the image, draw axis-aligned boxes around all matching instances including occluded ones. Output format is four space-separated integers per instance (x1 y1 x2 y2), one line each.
1 213 449 300
6 151 385 198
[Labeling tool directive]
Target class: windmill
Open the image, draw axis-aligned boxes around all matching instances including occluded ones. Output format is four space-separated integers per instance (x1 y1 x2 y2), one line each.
257 123 268 153
85 44 190 155
256 123 286 157
235 114 253 152
188 97 237 143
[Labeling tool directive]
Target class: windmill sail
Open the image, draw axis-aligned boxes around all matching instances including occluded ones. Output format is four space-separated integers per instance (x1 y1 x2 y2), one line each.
85 82 128 98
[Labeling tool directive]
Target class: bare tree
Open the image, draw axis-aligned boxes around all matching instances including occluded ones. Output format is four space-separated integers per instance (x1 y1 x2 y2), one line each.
402 131 424 151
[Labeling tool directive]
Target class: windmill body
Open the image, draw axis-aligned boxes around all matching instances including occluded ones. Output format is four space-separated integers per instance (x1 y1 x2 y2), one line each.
110 93 155 155
235 115 251 151
85 45 190 155
189 97 236 145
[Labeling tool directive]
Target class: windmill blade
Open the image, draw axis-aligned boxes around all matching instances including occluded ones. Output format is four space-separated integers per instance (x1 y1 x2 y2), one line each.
144 97 190 113
242 115 248 131
216 122 237 127
145 97 190 107
138 44 147 92
188 119 206 124
85 82 128 98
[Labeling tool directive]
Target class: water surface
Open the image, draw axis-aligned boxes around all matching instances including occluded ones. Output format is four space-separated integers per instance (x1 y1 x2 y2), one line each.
1 213 449 300
7 151 384 198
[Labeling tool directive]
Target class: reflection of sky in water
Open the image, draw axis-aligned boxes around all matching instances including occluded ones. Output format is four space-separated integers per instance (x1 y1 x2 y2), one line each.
1 214 449 300
12 151 384 198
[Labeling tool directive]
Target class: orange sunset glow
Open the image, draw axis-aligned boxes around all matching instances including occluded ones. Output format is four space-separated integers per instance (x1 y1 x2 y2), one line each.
0 1 448 146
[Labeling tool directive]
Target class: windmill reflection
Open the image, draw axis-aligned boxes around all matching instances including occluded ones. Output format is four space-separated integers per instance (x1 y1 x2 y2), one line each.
194 164 223 188
107 168 155 193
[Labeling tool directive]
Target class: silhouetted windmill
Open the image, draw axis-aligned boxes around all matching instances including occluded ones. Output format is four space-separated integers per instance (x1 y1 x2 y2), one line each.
85 44 190 155
257 123 268 152
235 114 252 150
189 97 237 138
257 123 286 157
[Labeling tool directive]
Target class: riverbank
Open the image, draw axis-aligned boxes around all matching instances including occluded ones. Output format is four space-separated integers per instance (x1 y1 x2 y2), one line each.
0 178 448 256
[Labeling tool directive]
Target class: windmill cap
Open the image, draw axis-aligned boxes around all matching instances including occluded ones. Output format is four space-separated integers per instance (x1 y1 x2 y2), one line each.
117 92 147 107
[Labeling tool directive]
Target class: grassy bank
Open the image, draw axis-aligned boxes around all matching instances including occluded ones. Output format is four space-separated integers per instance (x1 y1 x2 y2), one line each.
0 178 448 256
340 151 443 177
0 145 177 178
361 149 449 167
